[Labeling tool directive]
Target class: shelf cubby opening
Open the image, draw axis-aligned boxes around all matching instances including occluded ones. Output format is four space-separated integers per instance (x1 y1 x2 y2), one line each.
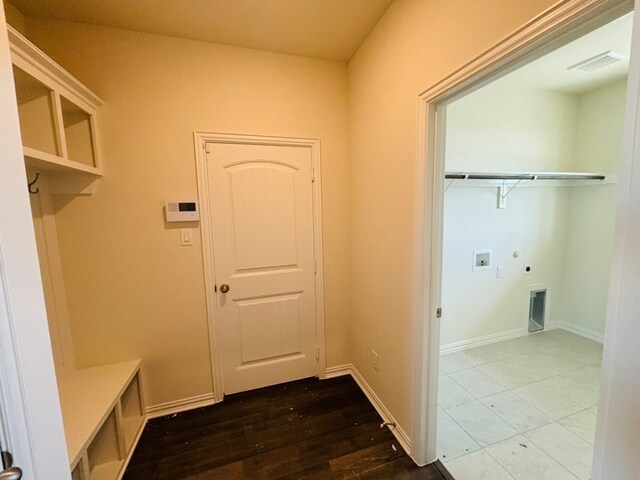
87 409 123 480
13 65 59 156
61 96 97 168
120 373 144 451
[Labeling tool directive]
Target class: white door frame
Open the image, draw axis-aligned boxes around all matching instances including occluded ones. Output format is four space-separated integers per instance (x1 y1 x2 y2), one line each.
411 0 635 466
0 5 71 478
193 132 326 402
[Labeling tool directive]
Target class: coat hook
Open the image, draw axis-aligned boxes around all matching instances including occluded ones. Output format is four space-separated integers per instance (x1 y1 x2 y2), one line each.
28 172 40 194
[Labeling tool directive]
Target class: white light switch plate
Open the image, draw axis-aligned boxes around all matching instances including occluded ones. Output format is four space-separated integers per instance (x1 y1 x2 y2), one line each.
180 228 194 246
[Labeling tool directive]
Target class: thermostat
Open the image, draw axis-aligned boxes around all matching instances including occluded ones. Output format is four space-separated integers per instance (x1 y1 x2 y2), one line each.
165 201 199 222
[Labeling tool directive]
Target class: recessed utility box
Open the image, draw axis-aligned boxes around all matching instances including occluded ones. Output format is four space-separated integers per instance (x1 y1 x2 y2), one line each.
529 288 547 333
473 249 492 271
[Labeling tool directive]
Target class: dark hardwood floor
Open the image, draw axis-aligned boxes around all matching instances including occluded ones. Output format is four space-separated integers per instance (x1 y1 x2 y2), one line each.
124 376 450 479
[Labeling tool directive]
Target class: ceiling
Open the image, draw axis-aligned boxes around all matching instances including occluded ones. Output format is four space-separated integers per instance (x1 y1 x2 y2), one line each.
502 12 633 94
9 0 393 62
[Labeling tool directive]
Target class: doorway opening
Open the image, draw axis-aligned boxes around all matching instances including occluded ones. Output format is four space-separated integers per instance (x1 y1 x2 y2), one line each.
411 1 636 477
435 12 631 478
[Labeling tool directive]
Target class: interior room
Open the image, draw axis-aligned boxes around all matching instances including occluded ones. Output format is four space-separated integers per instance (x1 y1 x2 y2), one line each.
1 1 640 480
437 13 631 480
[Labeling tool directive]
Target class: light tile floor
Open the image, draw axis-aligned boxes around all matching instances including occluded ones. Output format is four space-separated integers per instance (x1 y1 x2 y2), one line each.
438 329 602 480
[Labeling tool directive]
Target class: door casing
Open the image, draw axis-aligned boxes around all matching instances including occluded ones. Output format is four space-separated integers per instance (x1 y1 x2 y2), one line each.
411 0 635 467
194 132 326 402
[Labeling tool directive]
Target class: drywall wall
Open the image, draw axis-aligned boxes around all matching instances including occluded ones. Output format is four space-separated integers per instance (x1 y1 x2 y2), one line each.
23 19 350 408
446 82 578 172
442 82 580 347
3 0 25 35
560 80 627 337
571 79 628 172
441 75 627 346
442 78 626 347
347 0 558 434
442 81 578 345
441 186 570 346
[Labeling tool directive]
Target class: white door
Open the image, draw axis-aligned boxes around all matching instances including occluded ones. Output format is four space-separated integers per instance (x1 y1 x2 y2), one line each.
206 142 318 394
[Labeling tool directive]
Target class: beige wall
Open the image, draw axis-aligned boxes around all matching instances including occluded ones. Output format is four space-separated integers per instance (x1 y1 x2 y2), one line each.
443 78 627 346
3 0 25 35
347 0 558 433
24 19 350 407
560 80 627 336
20 0 569 434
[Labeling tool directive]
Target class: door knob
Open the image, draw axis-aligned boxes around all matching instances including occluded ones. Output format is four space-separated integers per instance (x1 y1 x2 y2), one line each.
219 284 230 293
0 467 23 480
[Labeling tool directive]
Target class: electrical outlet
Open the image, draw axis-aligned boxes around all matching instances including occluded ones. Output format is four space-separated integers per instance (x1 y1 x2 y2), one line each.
497 266 504 278
523 263 532 275
372 350 379 371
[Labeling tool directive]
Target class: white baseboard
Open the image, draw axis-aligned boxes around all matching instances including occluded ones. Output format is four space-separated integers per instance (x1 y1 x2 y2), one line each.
323 363 411 456
552 321 604 343
325 364 352 378
146 392 218 418
441 322 604 357
440 327 525 355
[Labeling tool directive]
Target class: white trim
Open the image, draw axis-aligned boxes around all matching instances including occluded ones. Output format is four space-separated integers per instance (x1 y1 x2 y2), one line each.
553 321 605 343
145 393 218 419
412 0 633 466
324 364 352 378
322 363 411 456
0 12 71 476
442 322 604 356
7 25 103 109
193 132 327 401
440 328 525 355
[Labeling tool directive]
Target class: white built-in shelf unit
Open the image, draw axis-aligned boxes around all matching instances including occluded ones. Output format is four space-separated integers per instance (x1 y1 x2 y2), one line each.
9 25 103 194
9 26 147 480
62 361 145 480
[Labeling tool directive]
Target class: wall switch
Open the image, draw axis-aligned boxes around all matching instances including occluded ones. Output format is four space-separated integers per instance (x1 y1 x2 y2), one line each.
372 350 379 371
180 228 194 246
497 266 504 278
523 263 532 275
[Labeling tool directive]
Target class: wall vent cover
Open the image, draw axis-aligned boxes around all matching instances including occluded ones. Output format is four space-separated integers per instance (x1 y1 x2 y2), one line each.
567 51 628 73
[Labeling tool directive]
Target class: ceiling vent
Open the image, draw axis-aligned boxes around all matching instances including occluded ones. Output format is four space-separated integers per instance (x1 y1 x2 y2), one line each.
567 51 628 73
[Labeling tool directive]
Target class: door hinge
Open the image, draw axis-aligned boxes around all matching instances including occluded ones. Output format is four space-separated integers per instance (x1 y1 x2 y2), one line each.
315 346 319 361
214 284 217 293
311 168 315 183
203 142 210 155
436 307 442 319
314 260 317 274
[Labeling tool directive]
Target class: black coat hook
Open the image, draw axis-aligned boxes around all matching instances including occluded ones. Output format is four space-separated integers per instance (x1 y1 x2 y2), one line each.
28 172 40 194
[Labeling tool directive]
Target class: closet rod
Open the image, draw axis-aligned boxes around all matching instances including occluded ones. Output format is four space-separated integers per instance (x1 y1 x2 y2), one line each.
445 173 606 181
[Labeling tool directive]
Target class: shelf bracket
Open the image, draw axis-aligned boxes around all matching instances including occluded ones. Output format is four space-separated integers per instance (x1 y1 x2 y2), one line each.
444 178 455 192
497 179 522 209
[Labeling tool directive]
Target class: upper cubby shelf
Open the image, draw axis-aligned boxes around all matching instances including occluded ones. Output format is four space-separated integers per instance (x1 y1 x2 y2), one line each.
8 25 104 192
